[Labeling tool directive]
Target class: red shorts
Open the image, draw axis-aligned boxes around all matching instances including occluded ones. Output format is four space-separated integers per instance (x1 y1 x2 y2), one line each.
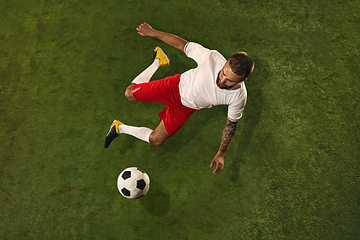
132 74 197 137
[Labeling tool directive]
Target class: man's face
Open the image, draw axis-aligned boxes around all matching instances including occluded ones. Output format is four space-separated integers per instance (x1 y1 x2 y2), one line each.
216 61 244 89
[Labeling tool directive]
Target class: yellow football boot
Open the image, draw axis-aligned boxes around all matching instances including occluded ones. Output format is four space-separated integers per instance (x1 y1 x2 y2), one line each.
154 46 170 67
104 120 123 148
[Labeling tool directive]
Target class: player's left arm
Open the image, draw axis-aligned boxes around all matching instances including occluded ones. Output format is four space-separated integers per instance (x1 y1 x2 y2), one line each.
137 22 188 53
210 118 238 175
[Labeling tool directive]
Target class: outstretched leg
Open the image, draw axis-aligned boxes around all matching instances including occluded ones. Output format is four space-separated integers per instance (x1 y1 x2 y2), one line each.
119 120 170 146
104 120 170 148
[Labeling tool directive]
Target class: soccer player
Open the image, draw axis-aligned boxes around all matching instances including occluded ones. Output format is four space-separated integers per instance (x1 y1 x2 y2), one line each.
104 22 254 175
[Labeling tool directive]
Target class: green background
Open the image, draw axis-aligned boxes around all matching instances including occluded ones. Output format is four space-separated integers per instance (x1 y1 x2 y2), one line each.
1 0 359 239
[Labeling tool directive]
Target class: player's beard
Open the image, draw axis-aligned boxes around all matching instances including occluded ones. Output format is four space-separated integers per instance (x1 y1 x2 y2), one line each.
216 72 233 89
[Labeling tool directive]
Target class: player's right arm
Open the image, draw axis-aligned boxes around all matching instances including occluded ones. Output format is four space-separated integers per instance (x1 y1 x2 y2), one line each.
137 22 188 53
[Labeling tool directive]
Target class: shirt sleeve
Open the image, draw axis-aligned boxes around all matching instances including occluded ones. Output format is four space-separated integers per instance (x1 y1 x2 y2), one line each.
184 42 213 65
227 88 247 122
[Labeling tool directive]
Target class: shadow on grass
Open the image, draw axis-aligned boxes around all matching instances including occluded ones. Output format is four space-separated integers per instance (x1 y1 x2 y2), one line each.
230 57 269 182
140 179 171 216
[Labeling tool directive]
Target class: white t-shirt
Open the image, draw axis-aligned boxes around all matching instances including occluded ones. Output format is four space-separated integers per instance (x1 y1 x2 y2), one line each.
179 42 247 122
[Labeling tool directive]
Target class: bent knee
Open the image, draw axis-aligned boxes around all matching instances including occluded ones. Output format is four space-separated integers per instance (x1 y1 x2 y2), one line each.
125 85 137 102
149 134 168 146
150 139 165 146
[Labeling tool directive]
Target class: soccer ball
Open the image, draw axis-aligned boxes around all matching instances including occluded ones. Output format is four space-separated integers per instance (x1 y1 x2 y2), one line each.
117 167 150 199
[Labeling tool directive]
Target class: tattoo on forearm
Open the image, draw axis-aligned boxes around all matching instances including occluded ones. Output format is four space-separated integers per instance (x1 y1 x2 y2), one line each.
219 119 237 153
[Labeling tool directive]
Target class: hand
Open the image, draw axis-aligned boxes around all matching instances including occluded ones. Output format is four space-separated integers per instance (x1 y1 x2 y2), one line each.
136 22 154 37
210 152 225 175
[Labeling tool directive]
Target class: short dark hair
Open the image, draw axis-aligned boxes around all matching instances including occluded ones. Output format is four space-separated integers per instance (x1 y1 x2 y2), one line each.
229 52 254 79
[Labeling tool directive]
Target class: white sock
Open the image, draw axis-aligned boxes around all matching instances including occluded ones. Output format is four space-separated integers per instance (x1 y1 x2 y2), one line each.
119 124 153 143
132 59 160 84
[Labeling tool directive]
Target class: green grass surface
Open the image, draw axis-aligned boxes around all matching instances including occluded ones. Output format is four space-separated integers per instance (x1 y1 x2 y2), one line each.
1 0 359 239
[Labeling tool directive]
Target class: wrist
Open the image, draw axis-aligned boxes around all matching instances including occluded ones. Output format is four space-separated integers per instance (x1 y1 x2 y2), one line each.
216 150 225 157
149 29 159 38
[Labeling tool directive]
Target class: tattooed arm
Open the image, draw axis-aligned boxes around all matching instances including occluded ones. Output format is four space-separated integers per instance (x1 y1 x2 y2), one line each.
210 119 238 175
